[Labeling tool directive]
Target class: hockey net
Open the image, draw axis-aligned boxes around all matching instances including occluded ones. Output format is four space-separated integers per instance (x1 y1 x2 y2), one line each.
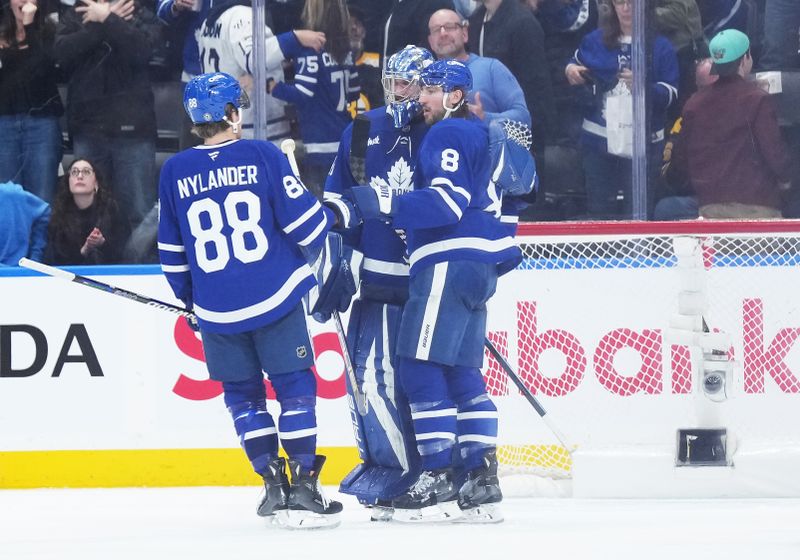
484 221 800 493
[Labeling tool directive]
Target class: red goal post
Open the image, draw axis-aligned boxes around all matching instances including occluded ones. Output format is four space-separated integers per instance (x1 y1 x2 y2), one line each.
485 220 800 496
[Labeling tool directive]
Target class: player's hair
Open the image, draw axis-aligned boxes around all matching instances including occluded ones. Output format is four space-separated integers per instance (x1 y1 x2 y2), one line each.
302 0 351 65
450 90 470 119
190 103 237 138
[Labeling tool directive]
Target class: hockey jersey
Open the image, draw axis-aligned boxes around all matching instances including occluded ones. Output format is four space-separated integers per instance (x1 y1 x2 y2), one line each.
196 2 303 142
324 108 428 296
271 48 360 168
158 139 332 333
570 30 678 152
393 116 521 274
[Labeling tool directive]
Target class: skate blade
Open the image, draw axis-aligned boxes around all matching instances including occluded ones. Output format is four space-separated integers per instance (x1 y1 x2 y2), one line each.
277 509 341 530
392 501 462 523
453 504 504 524
369 506 394 522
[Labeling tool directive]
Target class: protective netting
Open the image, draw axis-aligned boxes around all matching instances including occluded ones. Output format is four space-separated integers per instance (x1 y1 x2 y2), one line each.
484 225 800 482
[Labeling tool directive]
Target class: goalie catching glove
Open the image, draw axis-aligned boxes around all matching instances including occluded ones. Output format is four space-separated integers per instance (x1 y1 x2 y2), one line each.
489 119 538 198
304 232 358 323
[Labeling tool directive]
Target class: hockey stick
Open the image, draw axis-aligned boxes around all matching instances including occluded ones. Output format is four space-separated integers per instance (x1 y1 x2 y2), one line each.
280 138 369 416
484 337 574 453
18 258 196 320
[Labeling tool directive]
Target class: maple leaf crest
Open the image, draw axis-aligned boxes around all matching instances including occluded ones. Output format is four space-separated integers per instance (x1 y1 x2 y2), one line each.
368 157 413 194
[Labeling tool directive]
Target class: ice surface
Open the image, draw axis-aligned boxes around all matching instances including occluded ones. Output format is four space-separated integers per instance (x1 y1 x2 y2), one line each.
1 487 799 560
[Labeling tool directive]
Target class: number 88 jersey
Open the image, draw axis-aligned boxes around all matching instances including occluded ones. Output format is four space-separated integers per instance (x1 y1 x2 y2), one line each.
158 138 333 333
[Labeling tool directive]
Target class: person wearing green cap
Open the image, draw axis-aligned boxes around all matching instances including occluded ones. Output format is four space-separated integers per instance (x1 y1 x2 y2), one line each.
668 29 791 219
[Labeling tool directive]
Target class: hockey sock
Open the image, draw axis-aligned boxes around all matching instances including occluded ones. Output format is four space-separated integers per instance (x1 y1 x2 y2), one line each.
399 357 456 470
223 378 279 475
271 369 318 471
447 367 499 472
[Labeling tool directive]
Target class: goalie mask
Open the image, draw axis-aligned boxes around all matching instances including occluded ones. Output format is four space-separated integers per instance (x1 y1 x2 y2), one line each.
382 45 435 128
419 59 472 119
184 72 251 126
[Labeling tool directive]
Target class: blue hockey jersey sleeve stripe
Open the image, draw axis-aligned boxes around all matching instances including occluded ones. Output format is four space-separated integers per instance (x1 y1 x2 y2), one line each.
431 177 471 203
157 242 185 252
161 264 190 273
295 84 315 97
193 265 312 323
362 257 409 276
323 194 354 228
297 213 329 246
294 74 317 84
284 200 323 234
429 186 464 220
409 236 517 267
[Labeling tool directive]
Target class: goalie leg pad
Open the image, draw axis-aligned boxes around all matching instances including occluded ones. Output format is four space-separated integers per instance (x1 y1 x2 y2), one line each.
338 299 423 503
271 369 318 470
223 376 279 474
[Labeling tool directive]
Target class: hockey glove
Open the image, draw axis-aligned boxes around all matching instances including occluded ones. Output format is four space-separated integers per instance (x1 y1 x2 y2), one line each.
489 119 538 198
305 232 358 323
348 184 397 222
181 298 200 332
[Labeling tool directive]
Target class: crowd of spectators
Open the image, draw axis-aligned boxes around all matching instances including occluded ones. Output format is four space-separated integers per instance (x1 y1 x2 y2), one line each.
1 0 799 266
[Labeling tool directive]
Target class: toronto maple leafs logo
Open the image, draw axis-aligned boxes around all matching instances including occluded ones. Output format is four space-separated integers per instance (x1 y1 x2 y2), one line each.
369 157 413 195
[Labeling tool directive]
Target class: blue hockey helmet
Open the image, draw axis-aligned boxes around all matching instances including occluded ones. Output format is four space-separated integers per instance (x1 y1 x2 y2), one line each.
183 72 251 124
419 59 473 94
382 45 435 128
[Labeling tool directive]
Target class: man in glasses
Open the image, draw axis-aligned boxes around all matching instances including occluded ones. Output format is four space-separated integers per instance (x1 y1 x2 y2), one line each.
427 9 530 127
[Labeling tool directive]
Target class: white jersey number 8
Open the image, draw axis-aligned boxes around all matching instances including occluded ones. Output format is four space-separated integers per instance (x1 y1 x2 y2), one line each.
187 191 269 273
441 148 460 172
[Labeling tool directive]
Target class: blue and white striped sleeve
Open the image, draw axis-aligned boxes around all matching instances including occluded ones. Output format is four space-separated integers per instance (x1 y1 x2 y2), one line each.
157 165 192 304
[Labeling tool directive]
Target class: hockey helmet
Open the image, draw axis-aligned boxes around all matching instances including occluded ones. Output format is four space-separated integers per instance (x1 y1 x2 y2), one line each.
419 59 472 94
183 72 251 124
382 45 435 128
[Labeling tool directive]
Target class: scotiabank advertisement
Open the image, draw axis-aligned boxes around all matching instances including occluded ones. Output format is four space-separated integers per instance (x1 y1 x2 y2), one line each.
2 238 800 491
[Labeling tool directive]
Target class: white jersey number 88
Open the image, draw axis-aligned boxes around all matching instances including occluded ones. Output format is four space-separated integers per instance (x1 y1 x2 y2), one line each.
187 191 268 273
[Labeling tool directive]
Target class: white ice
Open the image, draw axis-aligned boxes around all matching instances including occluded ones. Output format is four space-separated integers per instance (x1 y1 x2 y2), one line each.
1 487 799 560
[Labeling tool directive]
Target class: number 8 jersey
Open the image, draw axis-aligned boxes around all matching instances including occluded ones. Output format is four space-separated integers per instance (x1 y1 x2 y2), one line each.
158 139 333 333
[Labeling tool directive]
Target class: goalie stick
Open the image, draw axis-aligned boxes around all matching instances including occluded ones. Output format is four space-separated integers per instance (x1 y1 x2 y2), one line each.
484 337 574 453
280 138 369 416
19 258 196 320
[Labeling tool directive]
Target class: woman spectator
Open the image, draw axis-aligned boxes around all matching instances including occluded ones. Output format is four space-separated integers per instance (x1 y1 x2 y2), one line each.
46 159 131 265
268 0 360 197
0 0 64 203
565 0 678 219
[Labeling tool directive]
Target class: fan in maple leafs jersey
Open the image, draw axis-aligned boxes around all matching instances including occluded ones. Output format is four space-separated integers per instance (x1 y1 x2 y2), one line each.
321 45 435 513
197 0 318 143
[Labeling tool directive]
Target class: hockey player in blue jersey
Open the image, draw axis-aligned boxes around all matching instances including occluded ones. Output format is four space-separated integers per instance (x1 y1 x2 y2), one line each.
268 0 360 197
322 45 434 519
348 59 520 523
158 72 342 529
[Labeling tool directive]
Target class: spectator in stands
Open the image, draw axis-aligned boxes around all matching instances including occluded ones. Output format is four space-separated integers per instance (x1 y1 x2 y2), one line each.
697 0 749 38
46 158 131 265
565 0 678 219
382 0 455 62
55 0 162 229
467 0 556 158
526 0 598 144
669 29 791 219
0 0 64 204
196 0 325 144
655 0 707 119
427 8 530 126
156 0 214 150
759 0 800 71
0 180 49 266
269 0 359 197
347 2 382 111
653 56 717 220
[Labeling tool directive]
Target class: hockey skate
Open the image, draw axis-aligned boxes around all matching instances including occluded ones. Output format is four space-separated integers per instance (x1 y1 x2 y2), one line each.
279 455 343 530
256 457 290 523
455 450 504 524
391 469 461 523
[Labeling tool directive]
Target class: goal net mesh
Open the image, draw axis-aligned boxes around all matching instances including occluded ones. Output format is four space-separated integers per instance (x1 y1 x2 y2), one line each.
485 223 800 483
